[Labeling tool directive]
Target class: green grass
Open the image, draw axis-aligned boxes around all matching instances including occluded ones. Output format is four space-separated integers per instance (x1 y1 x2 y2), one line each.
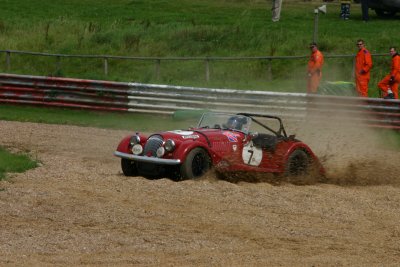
0 104 197 131
0 146 38 180
376 129 400 150
0 0 399 95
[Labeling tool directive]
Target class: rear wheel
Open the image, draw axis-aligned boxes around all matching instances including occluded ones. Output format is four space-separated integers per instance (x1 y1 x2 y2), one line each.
180 148 211 179
285 150 310 176
121 159 138 176
285 150 326 185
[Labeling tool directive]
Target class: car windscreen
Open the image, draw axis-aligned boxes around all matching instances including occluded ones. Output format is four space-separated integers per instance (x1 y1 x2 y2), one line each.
197 113 250 134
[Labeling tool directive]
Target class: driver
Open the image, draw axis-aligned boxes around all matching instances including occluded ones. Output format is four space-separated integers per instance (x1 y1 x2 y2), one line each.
226 116 246 131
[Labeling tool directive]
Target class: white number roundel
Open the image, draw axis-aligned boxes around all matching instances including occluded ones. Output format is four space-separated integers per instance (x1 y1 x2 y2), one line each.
242 141 262 166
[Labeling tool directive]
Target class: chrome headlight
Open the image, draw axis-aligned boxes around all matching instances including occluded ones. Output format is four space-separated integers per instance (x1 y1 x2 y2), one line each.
129 135 140 146
131 144 143 155
164 139 176 152
156 146 165 157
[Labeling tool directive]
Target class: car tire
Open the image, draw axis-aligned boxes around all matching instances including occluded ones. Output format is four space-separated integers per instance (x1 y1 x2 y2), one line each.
121 159 138 176
180 148 211 179
375 9 396 18
285 149 310 176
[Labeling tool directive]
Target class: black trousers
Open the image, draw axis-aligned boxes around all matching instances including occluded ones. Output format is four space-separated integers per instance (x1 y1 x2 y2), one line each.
361 0 370 21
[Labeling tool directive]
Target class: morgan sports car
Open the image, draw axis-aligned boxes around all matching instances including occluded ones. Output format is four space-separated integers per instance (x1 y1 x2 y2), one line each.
114 112 324 181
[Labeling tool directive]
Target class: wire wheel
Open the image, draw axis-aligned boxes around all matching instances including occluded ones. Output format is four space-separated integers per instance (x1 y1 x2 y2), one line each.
180 148 211 180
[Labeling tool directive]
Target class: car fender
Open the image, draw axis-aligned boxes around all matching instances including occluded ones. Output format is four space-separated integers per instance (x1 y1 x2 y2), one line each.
281 142 315 162
173 140 212 163
281 141 324 174
116 134 148 153
116 136 132 153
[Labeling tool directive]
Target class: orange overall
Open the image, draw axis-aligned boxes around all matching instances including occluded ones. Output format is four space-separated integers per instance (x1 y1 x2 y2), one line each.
307 50 324 93
355 48 373 97
378 53 400 99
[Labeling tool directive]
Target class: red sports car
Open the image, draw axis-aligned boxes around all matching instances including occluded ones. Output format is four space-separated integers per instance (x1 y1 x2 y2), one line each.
114 112 324 181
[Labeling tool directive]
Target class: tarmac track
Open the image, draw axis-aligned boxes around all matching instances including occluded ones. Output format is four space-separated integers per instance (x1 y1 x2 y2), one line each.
0 120 400 266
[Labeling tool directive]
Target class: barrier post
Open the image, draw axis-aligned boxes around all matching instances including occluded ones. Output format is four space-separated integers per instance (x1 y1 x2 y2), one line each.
155 59 160 80
6 51 10 71
56 56 61 74
205 59 210 82
104 57 108 76
266 58 272 81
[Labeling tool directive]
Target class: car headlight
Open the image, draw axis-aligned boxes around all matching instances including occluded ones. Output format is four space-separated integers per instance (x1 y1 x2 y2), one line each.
156 146 165 157
164 139 176 152
131 144 143 155
129 135 140 146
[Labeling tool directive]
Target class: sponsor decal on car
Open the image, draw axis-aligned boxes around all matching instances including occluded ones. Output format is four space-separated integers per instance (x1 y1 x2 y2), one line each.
223 131 239 142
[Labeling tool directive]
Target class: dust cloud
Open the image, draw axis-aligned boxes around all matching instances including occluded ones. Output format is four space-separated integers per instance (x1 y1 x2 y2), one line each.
203 98 400 186
287 98 400 186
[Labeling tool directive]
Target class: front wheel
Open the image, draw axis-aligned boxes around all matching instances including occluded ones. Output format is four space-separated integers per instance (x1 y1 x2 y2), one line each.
121 159 138 176
180 148 211 180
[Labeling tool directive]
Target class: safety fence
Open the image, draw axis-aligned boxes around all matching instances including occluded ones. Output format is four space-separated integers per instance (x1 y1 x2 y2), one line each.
0 49 387 82
0 73 399 130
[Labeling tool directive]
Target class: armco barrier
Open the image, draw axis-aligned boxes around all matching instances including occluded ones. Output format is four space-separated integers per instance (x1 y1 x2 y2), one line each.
0 73 399 130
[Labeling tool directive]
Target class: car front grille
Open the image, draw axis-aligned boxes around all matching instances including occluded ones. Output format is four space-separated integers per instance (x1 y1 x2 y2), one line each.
143 135 163 157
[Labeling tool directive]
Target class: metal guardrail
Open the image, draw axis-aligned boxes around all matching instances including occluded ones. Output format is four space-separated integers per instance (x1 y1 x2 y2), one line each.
0 73 399 130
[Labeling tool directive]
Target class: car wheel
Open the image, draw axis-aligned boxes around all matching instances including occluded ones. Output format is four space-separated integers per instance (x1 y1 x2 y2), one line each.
375 9 396 18
180 148 211 179
285 149 310 176
121 159 138 176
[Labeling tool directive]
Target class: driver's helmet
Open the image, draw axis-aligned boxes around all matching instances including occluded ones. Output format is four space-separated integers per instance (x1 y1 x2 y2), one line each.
226 116 246 130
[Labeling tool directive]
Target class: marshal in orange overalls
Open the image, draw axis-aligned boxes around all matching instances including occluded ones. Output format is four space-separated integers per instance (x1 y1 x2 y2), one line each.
307 47 324 93
378 51 400 99
355 47 373 97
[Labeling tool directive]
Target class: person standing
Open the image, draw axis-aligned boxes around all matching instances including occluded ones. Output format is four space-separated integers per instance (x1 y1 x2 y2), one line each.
307 42 324 94
271 0 283 22
340 0 351 20
355 39 373 97
378 47 400 99
360 0 370 22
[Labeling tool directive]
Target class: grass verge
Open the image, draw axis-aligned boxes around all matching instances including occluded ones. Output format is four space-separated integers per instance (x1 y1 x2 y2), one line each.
0 104 197 131
0 146 38 180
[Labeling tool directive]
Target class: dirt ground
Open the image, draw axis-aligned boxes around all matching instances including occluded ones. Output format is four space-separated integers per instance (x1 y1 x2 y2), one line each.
1 120 400 266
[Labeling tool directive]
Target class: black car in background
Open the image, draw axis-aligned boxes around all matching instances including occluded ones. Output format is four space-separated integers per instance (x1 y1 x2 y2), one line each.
354 0 400 17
